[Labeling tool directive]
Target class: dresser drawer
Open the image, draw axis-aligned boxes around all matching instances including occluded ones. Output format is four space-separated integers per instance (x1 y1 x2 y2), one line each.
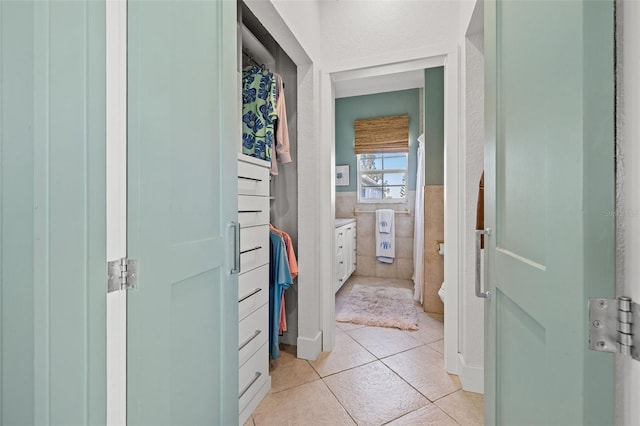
239 342 269 412
239 303 269 367
238 195 269 228
240 225 268 273
238 161 269 196
239 264 269 320
335 227 345 256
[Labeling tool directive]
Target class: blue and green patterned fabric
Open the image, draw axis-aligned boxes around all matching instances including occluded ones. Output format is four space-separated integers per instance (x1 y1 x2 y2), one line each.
242 66 277 161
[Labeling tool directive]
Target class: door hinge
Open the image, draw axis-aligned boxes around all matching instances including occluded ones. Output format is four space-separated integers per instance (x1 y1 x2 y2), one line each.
108 258 137 293
589 296 639 361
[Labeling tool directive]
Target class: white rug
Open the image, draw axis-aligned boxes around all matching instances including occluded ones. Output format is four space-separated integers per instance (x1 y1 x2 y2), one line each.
336 284 419 330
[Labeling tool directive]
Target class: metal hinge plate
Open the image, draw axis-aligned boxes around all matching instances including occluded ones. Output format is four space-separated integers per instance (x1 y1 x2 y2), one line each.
107 258 137 293
589 296 639 361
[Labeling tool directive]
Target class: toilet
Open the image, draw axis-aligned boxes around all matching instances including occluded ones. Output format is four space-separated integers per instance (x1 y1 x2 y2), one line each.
438 282 445 303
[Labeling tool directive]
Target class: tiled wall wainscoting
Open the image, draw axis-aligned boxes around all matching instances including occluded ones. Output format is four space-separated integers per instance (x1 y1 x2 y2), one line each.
336 192 415 280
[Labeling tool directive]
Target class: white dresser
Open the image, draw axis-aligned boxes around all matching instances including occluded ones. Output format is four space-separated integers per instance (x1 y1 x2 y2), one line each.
335 219 357 293
237 155 271 425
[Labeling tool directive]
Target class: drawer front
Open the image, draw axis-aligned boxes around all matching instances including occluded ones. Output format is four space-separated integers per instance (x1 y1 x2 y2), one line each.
335 228 345 256
238 161 269 196
240 225 268 273
238 195 269 228
239 342 269 412
239 264 268 320
239 303 269 367
336 251 346 280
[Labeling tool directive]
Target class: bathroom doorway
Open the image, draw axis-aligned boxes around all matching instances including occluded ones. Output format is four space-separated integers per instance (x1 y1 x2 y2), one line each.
320 52 464 378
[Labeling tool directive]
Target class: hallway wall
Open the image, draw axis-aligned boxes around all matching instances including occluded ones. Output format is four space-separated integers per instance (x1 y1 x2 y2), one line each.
317 1 459 67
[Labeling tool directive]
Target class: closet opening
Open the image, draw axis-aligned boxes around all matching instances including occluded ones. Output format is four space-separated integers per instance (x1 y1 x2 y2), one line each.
237 2 307 423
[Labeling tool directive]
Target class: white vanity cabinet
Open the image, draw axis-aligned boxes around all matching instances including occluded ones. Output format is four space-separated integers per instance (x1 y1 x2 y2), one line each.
335 219 357 293
237 155 271 425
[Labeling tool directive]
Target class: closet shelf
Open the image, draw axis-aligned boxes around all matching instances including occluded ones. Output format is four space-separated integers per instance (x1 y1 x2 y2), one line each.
239 23 275 68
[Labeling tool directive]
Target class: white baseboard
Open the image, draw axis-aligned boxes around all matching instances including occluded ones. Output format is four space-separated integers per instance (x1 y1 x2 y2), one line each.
458 353 484 394
296 331 322 361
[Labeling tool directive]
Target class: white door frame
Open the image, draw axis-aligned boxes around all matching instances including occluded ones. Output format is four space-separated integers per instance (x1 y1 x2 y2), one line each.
106 0 127 424
617 1 640 424
319 47 463 374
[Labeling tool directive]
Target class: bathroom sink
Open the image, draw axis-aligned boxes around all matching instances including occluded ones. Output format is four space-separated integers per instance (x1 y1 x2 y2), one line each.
335 218 356 228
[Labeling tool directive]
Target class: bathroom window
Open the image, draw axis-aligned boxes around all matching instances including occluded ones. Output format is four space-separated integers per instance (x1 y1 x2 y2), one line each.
357 153 408 203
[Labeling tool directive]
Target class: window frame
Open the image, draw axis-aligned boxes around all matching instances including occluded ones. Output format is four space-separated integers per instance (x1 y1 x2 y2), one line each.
356 152 409 204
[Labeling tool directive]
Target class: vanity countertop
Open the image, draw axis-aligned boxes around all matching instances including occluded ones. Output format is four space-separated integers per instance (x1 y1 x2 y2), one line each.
335 218 356 228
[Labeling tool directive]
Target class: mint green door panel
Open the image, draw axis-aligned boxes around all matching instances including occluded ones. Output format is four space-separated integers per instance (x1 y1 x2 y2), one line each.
1 1 106 424
485 1 614 425
127 1 238 424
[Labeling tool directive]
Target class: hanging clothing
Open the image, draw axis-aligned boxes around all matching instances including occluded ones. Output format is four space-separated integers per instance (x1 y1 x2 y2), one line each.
269 230 293 359
270 224 298 279
242 66 277 161
271 73 292 175
269 224 298 335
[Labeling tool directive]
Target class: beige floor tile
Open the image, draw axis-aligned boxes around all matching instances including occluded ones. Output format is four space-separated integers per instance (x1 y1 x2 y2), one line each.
345 276 412 289
252 380 355 426
336 321 366 332
427 339 444 355
405 312 444 344
309 331 376 377
382 346 461 402
243 415 255 426
435 390 484 426
269 345 320 393
386 403 458 425
323 361 428 426
347 326 422 359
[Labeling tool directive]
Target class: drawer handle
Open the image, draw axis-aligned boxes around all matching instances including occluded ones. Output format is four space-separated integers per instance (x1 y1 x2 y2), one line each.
241 246 262 255
239 176 262 182
239 372 262 399
339 246 343 249
239 330 262 351
339 261 344 264
239 287 262 303
238 210 263 213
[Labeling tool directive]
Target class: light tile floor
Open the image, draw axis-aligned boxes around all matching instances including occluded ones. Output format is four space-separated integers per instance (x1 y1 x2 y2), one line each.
245 276 483 426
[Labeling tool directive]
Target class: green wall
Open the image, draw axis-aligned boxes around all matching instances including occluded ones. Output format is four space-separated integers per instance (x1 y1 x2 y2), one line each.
335 68 445 193
425 67 444 185
335 89 421 193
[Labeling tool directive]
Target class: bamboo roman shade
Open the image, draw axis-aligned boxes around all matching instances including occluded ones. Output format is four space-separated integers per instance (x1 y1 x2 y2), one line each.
354 114 409 154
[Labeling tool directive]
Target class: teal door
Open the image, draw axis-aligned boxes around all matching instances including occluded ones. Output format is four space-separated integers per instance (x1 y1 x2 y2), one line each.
1 0 107 424
127 1 239 424
484 1 615 425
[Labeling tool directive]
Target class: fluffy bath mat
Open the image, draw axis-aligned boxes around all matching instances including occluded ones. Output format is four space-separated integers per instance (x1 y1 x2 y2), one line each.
336 284 419 330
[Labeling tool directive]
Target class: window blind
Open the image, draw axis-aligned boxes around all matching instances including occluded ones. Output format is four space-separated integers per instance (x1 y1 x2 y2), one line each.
354 114 409 154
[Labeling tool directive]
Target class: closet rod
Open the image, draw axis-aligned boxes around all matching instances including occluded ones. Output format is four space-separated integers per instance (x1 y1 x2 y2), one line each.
353 208 411 215
242 50 263 69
